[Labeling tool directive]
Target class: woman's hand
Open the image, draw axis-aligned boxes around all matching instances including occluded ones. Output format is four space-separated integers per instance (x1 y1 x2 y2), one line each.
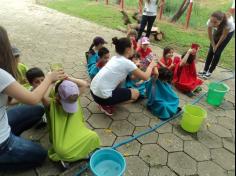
46 69 67 83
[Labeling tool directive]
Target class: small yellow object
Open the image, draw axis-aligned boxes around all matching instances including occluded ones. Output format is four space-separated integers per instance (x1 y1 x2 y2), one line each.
123 152 129 157
206 123 211 128
50 63 63 71
104 129 112 133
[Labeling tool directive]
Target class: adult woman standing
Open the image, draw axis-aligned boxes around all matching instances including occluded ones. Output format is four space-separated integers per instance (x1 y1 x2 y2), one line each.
137 0 164 40
199 11 235 79
0 26 66 170
90 37 157 116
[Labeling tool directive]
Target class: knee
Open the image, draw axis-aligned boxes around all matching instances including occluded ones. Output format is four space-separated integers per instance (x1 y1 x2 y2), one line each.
131 89 140 101
32 105 45 117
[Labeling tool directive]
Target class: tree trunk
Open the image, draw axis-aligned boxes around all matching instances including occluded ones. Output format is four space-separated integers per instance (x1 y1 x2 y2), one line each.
170 0 190 23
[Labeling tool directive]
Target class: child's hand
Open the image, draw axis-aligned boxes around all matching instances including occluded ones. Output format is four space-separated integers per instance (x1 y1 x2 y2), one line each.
47 70 67 83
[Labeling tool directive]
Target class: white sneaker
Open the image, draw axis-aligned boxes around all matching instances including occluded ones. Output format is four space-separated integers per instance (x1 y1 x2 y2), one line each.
203 72 211 79
198 71 206 76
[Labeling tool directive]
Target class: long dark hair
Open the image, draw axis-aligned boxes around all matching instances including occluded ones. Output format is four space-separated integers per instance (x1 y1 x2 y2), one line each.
146 0 158 4
158 67 173 83
163 46 173 58
211 11 228 41
0 26 18 78
112 37 132 55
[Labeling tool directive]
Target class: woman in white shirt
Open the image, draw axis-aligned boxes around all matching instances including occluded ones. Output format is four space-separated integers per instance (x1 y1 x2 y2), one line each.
90 37 157 116
137 0 164 40
0 26 66 170
199 11 235 79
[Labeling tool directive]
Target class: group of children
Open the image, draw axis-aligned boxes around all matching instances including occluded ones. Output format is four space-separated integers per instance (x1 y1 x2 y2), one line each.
11 31 203 167
86 33 203 119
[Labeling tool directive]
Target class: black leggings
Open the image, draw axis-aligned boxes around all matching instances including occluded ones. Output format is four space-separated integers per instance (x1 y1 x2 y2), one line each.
137 15 156 40
204 31 234 73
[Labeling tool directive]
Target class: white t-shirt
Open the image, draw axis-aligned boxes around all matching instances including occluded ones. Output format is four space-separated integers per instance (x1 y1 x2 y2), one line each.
91 55 137 99
0 69 15 144
207 16 235 32
143 0 158 16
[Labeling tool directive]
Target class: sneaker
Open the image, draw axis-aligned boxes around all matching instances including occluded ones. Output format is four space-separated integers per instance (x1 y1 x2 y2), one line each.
193 86 202 93
99 105 113 116
198 71 206 77
60 160 70 170
203 72 211 79
186 91 195 97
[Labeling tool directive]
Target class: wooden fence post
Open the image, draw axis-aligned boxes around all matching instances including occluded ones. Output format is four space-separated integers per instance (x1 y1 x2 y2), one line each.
185 0 193 29
139 0 143 14
105 0 108 5
120 0 124 10
158 0 165 20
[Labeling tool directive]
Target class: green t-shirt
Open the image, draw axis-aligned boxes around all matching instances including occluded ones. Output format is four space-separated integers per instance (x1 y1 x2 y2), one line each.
17 63 31 89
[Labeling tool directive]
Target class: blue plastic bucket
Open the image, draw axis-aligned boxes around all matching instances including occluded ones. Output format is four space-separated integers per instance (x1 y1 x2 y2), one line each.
90 148 126 176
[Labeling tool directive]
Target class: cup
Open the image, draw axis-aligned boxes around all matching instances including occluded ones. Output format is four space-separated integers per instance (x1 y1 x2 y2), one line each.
50 63 63 71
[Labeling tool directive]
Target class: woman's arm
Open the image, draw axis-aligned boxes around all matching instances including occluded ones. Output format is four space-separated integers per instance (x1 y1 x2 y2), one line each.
180 49 193 67
132 59 156 81
4 71 66 105
214 28 230 52
208 27 215 48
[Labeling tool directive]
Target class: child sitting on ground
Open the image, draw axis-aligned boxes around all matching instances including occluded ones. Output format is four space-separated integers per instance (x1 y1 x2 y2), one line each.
127 29 138 50
172 48 203 97
86 36 107 76
136 37 152 62
12 46 31 89
88 47 110 79
42 78 100 166
146 67 180 120
158 46 175 71
26 67 45 90
125 53 147 98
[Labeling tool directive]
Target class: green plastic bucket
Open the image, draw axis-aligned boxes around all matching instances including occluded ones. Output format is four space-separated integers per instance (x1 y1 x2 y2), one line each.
206 82 230 106
180 104 207 133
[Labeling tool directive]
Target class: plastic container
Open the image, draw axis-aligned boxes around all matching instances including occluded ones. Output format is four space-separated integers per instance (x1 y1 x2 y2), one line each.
206 82 230 106
180 104 207 133
90 148 126 176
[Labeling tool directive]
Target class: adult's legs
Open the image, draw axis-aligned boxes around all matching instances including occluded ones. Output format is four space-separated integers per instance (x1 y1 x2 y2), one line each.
208 31 234 73
137 15 148 40
203 45 214 72
7 105 44 136
146 16 156 38
0 134 47 171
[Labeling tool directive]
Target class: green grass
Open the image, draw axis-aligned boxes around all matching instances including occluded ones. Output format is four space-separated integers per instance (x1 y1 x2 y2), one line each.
37 0 235 69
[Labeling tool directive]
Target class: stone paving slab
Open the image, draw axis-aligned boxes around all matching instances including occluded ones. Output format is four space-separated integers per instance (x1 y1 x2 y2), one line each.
0 0 235 175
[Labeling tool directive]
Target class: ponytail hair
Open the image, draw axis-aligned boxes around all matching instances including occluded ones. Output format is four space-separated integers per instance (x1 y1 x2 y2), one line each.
112 37 132 55
211 11 228 41
89 43 95 51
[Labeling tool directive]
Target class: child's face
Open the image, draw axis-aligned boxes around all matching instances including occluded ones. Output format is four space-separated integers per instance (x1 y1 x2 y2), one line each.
101 53 110 64
32 76 45 89
15 56 20 64
142 44 149 50
165 50 174 58
97 44 104 50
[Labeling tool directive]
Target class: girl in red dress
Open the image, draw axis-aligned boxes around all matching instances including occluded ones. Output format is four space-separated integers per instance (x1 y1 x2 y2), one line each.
172 48 203 97
158 46 175 71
